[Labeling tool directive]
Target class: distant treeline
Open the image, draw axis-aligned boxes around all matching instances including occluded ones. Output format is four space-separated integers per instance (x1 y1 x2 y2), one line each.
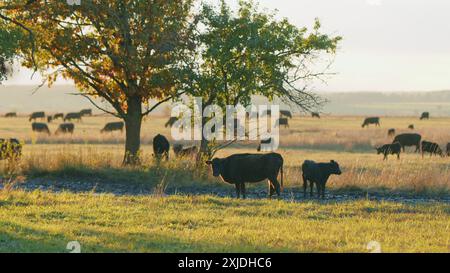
320 91 450 116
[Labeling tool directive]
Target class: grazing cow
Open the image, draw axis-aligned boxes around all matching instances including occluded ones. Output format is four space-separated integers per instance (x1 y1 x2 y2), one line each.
257 137 274 152
206 153 284 199
393 133 421 152
0 138 22 160
173 144 197 158
276 118 289 128
31 122 50 135
408 124 414 130
47 116 53 123
280 110 292 119
29 111 45 122
388 128 396 137
311 112 321 119
165 117 178 128
79 109 92 117
421 141 443 158
100 122 124 133
361 117 380 128
420 112 429 120
5 112 17 118
302 160 342 199
153 134 170 160
53 113 64 120
376 142 401 160
447 143 450 156
64 112 82 122
55 123 75 135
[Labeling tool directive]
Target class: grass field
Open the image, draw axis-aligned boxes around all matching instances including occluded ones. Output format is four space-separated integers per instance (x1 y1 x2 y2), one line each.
0 191 449 253
0 114 449 252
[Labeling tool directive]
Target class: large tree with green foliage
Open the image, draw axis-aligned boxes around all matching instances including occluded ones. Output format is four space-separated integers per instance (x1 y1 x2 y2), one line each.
0 24 22 82
2 0 193 164
182 0 341 157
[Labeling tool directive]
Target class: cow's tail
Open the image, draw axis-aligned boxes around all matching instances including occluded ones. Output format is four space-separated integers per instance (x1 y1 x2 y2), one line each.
280 161 284 192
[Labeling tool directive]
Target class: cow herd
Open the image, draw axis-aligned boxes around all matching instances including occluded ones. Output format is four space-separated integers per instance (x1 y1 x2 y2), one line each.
1 109 448 200
367 112 450 159
4 109 125 135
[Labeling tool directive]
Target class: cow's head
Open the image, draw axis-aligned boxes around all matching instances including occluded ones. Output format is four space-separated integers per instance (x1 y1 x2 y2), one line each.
375 147 382 154
329 160 342 175
206 158 224 177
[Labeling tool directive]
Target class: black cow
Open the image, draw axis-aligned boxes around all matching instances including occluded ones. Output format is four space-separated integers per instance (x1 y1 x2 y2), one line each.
153 134 170 160
5 112 17 118
408 124 414 130
421 141 443 158
173 144 197 158
32 122 50 135
393 133 421 152
447 143 450 156
302 160 342 199
64 112 82 122
388 128 396 137
100 122 124 133
276 118 289 128
29 111 45 122
362 117 380 128
206 153 284 199
311 112 321 119
55 123 75 135
376 142 401 160
165 117 178 128
80 109 92 117
420 112 429 120
0 138 22 160
280 110 292 119
53 113 64 120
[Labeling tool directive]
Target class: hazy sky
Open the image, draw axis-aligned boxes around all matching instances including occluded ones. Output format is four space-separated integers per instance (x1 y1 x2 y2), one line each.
4 0 450 92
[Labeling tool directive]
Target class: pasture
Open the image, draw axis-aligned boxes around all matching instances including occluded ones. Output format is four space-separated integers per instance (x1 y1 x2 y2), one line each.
0 114 449 252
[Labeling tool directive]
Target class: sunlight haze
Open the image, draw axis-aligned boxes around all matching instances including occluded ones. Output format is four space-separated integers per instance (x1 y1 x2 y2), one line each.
3 0 450 92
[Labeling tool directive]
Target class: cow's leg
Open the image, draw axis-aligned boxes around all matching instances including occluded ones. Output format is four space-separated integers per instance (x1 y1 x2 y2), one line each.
302 175 307 196
383 153 387 160
241 183 246 199
234 183 241 199
321 182 326 199
316 183 322 199
397 152 400 160
268 181 275 198
310 181 314 197
270 178 281 197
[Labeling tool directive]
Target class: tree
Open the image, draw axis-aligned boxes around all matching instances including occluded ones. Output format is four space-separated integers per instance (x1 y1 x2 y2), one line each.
182 0 341 158
0 24 22 82
2 0 193 164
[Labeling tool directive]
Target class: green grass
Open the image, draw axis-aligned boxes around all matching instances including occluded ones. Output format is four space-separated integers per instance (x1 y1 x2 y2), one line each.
0 190 449 253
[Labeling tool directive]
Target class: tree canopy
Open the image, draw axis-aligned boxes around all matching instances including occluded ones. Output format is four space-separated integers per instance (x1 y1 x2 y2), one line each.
181 0 341 155
2 0 193 164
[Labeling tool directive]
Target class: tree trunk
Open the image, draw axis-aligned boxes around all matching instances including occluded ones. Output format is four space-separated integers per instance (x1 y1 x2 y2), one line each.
196 116 210 164
123 96 143 165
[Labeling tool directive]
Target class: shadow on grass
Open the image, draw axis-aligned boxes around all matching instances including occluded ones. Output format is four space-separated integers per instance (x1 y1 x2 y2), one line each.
0 220 299 253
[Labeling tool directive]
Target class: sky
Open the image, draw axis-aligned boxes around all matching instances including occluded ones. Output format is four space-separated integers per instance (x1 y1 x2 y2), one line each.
4 0 450 92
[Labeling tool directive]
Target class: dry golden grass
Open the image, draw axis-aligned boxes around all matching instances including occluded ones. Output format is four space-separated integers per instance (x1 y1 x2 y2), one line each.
0 115 449 195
